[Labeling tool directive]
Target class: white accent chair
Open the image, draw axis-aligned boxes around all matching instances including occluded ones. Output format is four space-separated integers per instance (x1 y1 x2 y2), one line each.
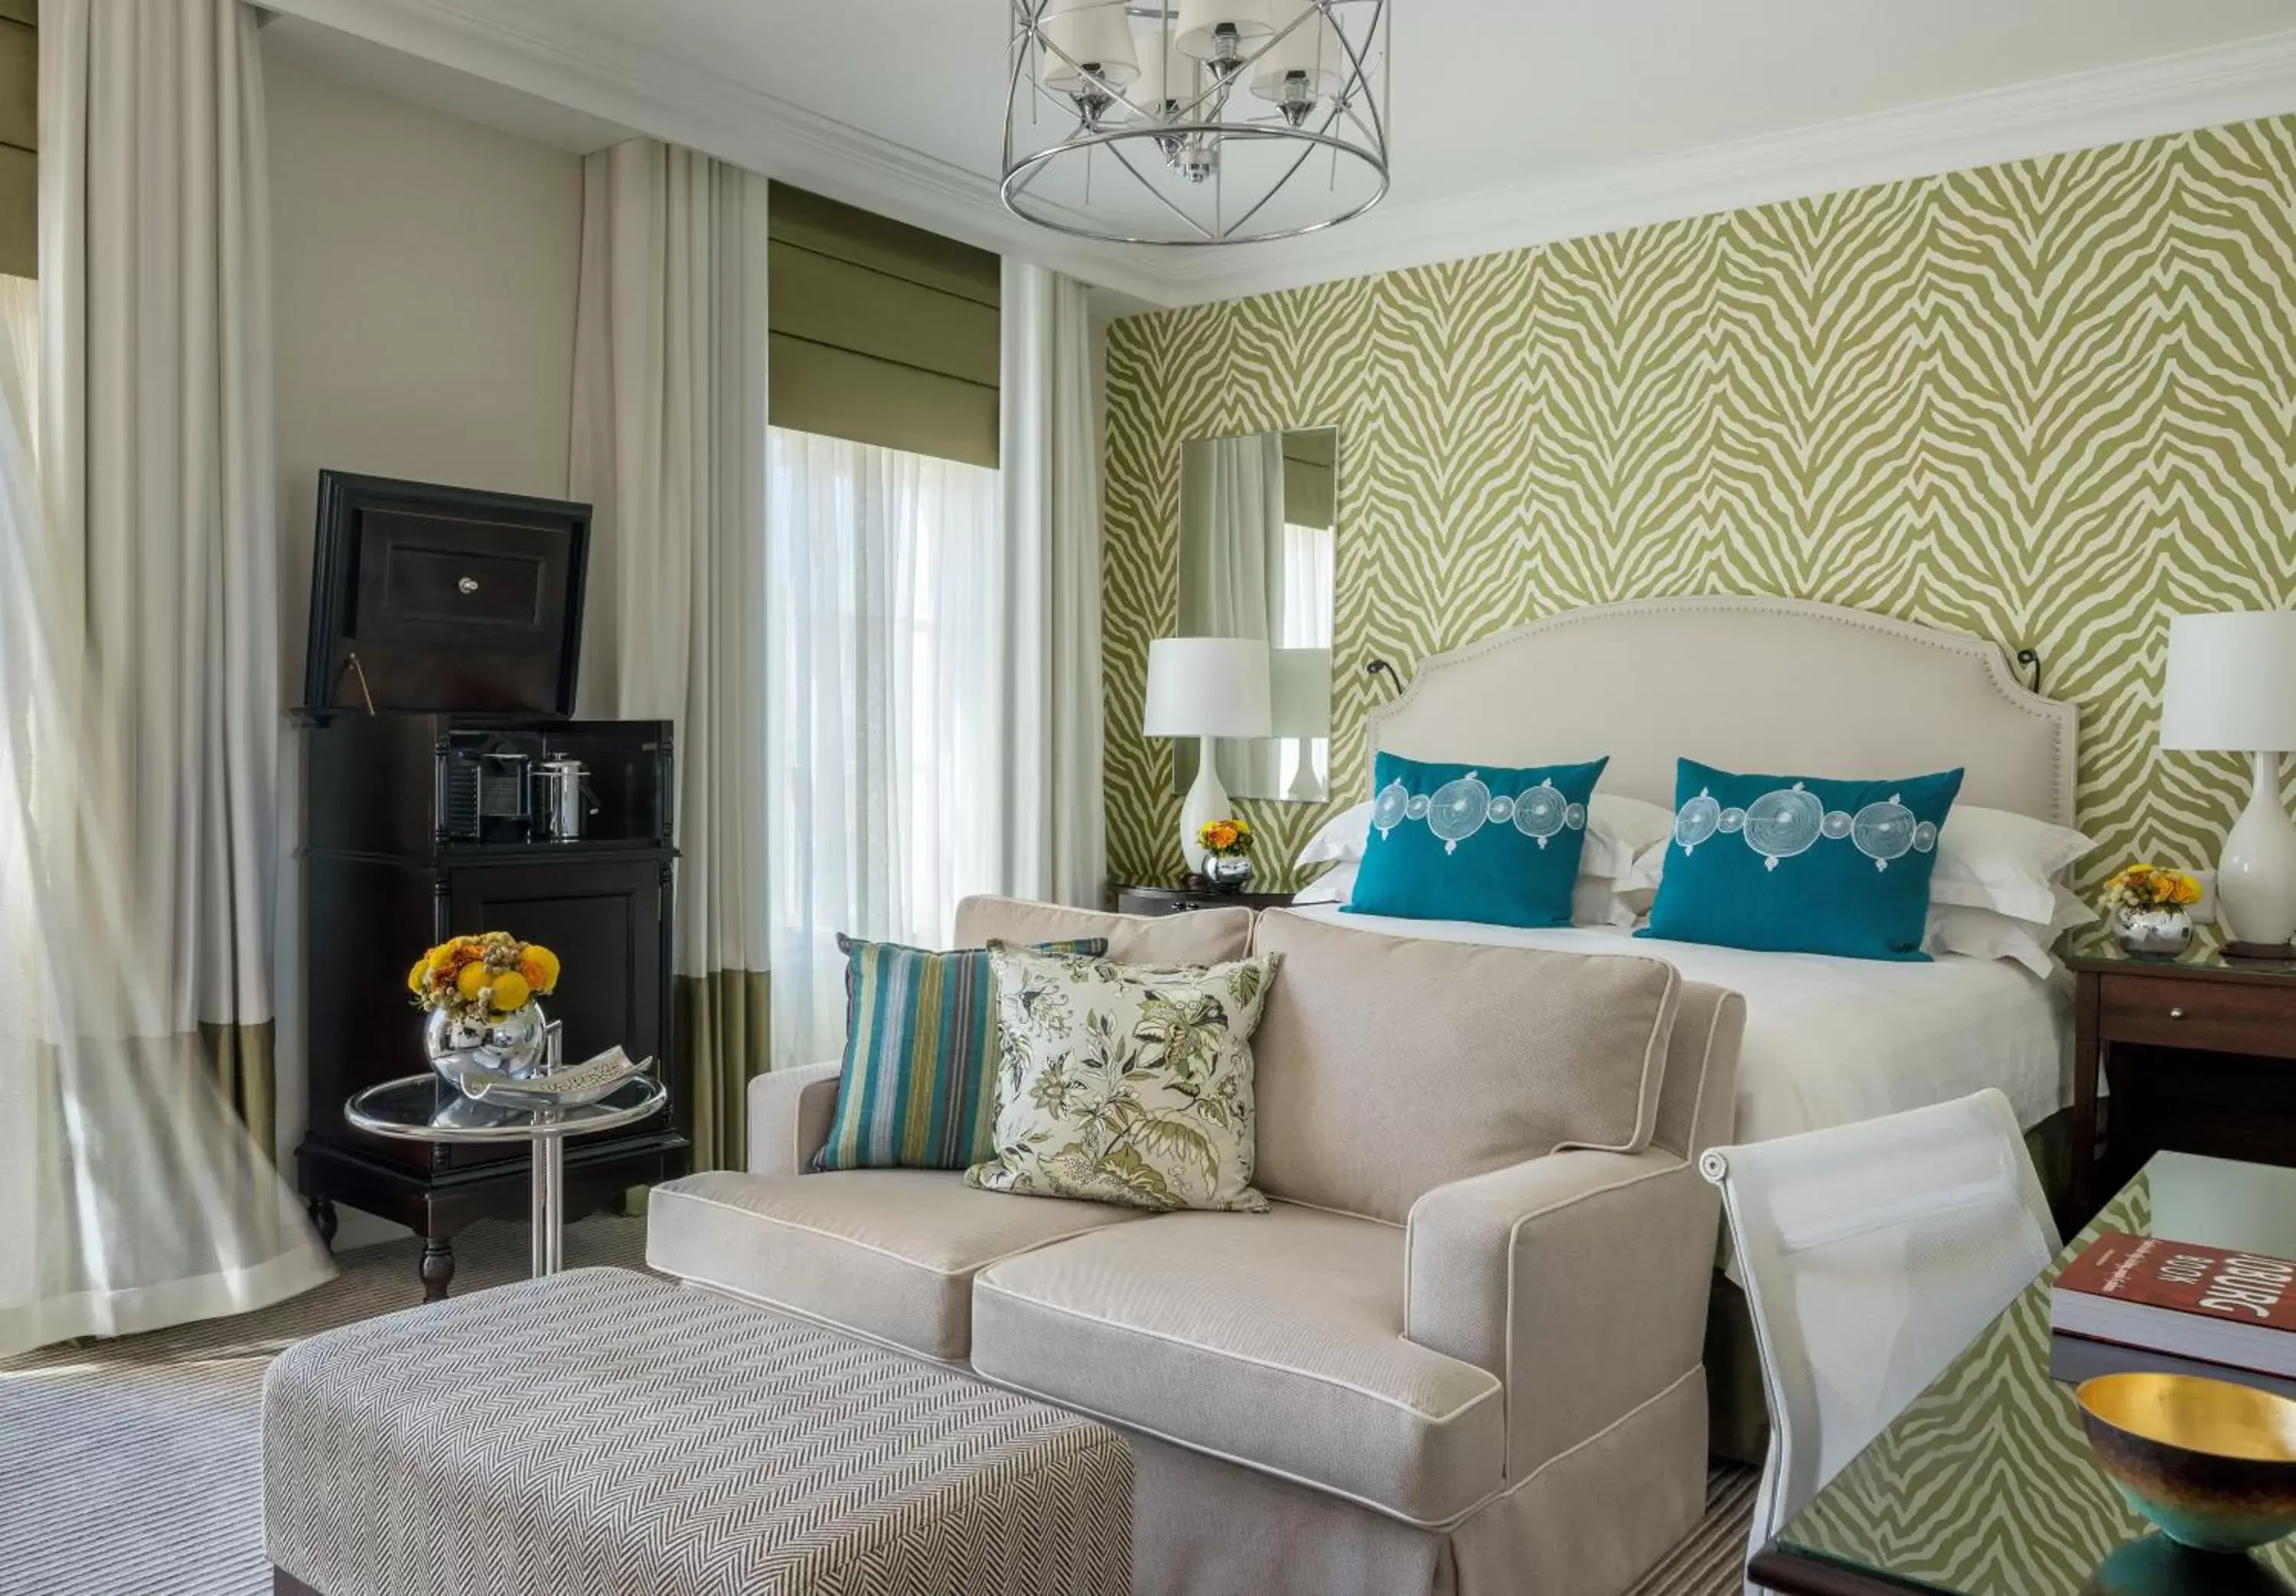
1701 1087 2060 1596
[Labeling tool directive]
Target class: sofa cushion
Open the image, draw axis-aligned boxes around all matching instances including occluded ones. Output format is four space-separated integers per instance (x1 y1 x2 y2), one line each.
966 944 1278 1213
646 1169 1148 1361
1246 910 1681 1224
954 894 1254 965
970 1205 1505 1526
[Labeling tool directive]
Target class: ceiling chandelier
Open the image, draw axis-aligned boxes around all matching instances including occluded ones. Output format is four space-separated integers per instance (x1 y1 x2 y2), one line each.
1002 0 1390 246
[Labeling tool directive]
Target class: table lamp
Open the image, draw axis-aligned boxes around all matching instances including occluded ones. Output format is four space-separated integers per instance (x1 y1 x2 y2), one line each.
1270 647 1333 801
1143 637 1272 876
2160 610 2296 956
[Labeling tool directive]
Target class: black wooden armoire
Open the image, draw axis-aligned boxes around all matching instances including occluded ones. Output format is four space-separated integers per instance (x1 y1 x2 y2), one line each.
294 471 690 1300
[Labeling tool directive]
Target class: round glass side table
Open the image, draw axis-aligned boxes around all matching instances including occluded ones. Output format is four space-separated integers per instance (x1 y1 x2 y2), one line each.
345 1074 667 1280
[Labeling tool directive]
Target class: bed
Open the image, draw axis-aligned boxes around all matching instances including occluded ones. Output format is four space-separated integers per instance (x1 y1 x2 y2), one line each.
1330 594 2082 1458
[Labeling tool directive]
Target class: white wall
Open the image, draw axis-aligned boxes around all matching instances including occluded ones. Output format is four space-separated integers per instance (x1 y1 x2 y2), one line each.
264 38 588 1241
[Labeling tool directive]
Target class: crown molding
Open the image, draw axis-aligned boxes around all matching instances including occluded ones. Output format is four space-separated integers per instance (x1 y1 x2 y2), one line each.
261 3 2296 314
1151 26 2296 307
256 0 1184 307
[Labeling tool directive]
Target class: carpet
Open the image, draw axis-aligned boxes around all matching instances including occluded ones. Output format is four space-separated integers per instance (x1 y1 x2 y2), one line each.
0 1217 1758 1594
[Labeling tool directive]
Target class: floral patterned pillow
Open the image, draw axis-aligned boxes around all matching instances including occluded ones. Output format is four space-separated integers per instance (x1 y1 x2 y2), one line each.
964 943 1280 1213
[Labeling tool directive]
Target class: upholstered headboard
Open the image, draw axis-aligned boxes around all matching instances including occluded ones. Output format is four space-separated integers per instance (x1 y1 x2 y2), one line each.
1363 596 2079 826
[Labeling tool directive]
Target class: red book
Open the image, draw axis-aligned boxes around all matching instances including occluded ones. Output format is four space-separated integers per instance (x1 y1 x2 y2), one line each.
2051 1231 2296 1379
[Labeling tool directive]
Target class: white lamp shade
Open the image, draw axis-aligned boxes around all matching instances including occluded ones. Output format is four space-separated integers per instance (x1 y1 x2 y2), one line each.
1039 0 1140 92
1270 647 1332 738
1143 637 1273 740
1250 3 1349 102
2160 611 2296 753
1176 0 1275 62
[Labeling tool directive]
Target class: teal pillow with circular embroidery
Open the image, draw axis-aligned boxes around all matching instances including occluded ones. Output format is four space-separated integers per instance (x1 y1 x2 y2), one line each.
1640 757 1965 960
1345 752 1607 928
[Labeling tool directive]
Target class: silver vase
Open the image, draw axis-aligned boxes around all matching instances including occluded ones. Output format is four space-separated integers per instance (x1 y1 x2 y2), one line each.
425 999 549 1093
2110 905 2193 960
1202 853 1254 894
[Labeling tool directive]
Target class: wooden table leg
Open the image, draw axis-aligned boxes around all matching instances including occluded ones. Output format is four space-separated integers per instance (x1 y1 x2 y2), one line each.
419 1236 455 1302
2071 970 2102 1222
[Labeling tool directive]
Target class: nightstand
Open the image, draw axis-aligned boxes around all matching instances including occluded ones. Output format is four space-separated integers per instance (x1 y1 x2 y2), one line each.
1114 883 1295 917
2066 933 2296 1218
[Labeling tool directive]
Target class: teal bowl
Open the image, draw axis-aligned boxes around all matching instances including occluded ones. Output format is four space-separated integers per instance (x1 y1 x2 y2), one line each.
2078 1373 2296 1554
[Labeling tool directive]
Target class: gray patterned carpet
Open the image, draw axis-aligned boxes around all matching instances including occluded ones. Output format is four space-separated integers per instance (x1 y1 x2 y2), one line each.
0 1217 1757 1594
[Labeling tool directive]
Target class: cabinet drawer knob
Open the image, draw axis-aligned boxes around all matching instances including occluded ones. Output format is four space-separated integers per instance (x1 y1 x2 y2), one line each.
2167 1006 2187 1021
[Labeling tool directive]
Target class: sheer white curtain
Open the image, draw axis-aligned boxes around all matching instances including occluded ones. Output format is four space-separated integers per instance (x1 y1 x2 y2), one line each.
1 0 331 1357
570 138 772 1169
1277 520 1335 795
765 432 1007 1067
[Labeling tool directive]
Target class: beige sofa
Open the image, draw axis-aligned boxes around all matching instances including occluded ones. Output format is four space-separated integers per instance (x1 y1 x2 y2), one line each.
647 897 1745 1596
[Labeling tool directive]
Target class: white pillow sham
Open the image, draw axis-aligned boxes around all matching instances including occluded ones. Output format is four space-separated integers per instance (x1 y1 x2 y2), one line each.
1929 806 2094 925
1926 885 2096 979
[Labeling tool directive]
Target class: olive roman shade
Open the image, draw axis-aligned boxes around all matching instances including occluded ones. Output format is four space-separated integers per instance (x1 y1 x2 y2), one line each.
0 0 34 280
768 182 1000 469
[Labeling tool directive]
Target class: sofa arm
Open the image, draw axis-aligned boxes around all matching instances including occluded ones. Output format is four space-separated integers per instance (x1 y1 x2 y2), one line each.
1404 1147 1720 1478
745 1061 841 1176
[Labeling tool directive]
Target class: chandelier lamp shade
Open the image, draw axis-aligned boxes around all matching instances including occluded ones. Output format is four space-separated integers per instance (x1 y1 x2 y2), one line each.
1003 0 1391 246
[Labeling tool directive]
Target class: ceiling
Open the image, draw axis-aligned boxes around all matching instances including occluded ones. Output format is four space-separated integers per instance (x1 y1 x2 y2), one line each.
261 0 2296 309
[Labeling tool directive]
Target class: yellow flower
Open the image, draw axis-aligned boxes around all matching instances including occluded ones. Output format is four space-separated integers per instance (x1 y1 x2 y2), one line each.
456 962 491 1002
518 945 560 992
489 971 531 1013
407 957 431 995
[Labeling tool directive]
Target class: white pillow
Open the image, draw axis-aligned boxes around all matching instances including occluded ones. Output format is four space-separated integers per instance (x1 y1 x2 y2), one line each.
1291 859 1637 929
1582 793 1675 884
1929 806 2094 926
1295 802 1373 868
1291 792 1672 884
1926 885 2096 979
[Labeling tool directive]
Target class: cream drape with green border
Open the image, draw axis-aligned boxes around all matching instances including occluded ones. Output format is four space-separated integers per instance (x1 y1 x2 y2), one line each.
0 0 331 1357
571 141 773 1173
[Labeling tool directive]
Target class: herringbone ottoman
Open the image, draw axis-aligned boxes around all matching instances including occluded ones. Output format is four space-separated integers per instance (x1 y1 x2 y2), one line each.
263 1266 1131 1596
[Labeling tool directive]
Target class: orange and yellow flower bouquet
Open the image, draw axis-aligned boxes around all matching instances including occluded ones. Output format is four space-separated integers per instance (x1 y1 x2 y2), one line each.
407 932 561 1026
1196 816 1254 858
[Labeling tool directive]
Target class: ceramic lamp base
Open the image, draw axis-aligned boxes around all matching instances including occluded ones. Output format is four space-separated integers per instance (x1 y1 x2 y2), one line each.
1179 735 1229 877
2217 751 2296 953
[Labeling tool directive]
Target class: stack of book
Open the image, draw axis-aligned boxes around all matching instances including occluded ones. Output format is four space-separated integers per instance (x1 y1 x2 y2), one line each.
2050 1231 2296 1399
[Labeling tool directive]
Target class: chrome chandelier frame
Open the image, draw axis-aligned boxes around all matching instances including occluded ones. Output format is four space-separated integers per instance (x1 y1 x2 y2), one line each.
1000 0 1390 246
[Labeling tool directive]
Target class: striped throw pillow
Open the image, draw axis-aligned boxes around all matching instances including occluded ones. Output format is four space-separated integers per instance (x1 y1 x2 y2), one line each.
814 934 1108 1172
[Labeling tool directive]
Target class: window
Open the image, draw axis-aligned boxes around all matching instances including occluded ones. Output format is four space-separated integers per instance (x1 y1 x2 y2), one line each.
762 427 1008 1067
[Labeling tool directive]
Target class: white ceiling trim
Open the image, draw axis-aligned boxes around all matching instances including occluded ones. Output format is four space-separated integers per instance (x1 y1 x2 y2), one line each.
1154 24 2296 306
259 2 2296 315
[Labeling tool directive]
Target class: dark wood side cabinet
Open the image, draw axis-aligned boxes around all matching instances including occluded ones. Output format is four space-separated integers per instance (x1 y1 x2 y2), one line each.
296 715 690 1301
2067 936 2296 1220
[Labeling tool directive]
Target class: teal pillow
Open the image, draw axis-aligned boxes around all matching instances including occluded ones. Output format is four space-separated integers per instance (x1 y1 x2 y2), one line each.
815 935 1107 1172
1640 758 1964 960
1345 753 1606 928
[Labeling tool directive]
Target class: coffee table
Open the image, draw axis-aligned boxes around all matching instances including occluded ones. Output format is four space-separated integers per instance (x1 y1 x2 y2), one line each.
344 1073 667 1281
1750 1151 2296 1594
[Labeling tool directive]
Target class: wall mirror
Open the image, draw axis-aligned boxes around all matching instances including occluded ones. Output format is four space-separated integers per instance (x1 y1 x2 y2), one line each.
1172 426 1338 803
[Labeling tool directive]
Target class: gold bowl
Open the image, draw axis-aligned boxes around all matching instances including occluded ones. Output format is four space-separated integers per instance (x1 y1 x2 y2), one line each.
2077 1373 2296 1553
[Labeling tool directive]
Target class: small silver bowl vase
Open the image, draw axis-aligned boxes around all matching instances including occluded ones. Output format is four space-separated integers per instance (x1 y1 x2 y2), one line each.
425 1000 549 1093
2112 905 2193 961
1202 853 1254 894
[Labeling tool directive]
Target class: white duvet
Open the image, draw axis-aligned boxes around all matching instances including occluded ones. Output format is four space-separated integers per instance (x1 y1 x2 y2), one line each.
1280 904 2072 1149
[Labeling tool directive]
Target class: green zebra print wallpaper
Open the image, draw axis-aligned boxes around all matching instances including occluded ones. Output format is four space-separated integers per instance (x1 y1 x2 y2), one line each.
1103 115 2296 896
